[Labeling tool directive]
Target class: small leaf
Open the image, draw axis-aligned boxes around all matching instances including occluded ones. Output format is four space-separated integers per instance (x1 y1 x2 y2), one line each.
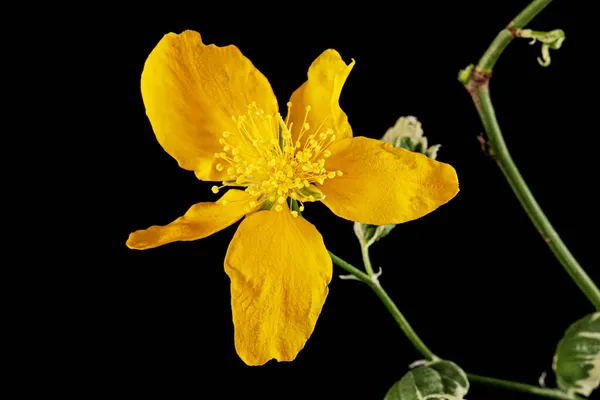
373 224 396 243
399 136 417 152
380 116 440 161
382 116 424 146
426 144 441 160
384 361 469 400
553 312 600 397
354 222 396 248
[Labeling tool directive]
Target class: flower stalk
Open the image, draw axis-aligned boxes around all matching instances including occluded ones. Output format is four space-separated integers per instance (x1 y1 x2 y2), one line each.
329 251 584 400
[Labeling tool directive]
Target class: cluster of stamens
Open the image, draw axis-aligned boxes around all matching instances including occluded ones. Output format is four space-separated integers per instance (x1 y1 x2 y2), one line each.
211 100 342 216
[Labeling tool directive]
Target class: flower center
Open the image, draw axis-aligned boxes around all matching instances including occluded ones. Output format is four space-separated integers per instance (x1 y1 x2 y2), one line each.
211 101 343 216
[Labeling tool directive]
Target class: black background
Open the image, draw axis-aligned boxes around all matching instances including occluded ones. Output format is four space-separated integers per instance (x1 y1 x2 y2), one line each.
90 1 589 398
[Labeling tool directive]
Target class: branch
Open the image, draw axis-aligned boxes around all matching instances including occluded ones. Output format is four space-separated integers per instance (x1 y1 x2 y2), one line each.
459 0 600 309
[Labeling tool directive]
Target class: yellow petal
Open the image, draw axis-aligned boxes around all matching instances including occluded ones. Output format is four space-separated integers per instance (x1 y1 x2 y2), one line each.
127 190 252 250
224 209 332 366
321 137 459 225
141 30 277 181
288 49 354 144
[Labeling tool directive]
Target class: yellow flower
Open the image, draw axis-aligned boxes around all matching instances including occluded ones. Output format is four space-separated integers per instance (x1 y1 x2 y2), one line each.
127 30 459 366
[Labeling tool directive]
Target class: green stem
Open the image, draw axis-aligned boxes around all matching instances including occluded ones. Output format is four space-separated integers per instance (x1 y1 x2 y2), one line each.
464 0 600 309
328 250 435 360
468 374 584 400
329 251 581 400
329 251 371 283
369 278 436 361
360 245 376 276
475 89 600 309
478 0 553 71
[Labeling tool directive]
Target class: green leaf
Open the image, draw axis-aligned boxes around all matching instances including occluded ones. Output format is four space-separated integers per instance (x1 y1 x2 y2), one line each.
399 136 417 152
553 312 600 397
384 361 469 400
354 222 396 248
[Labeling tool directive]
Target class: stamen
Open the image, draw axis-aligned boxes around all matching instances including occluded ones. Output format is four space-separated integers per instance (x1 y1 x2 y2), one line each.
211 101 342 211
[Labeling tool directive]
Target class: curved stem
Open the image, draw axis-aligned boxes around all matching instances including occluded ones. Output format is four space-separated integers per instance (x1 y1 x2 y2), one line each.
463 0 600 309
329 250 435 360
329 250 579 400
478 0 553 71
370 278 435 361
468 374 584 400
475 88 600 309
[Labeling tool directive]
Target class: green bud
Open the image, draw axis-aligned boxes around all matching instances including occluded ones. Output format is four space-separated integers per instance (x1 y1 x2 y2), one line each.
458 64 475 85
381 116 441 160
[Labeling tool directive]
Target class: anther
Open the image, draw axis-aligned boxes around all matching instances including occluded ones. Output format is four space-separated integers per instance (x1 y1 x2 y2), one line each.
211 186 220 194
336 170 344 176
277 196 285 204
275 204 283 212
216 163 224 172
291 210 299 218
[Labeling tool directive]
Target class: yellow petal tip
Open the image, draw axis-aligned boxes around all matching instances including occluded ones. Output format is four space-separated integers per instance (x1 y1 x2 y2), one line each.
125 231 150 250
